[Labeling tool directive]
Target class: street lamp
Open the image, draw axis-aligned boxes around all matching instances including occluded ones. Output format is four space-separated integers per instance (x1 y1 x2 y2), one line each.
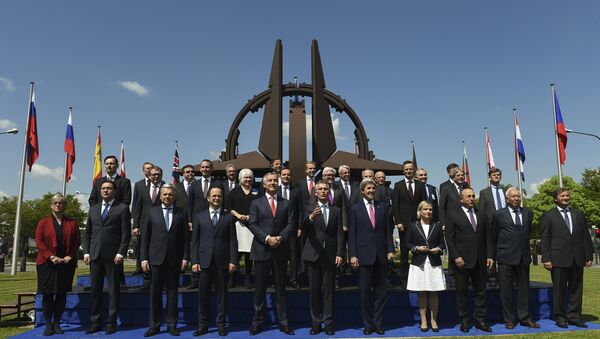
565 128 600 141
0 128 18 135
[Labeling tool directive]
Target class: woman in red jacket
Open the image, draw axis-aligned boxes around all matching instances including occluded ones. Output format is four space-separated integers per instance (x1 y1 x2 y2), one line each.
35 193 80 336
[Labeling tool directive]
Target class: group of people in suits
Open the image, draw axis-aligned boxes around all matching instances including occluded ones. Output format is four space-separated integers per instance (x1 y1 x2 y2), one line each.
32 154 595 337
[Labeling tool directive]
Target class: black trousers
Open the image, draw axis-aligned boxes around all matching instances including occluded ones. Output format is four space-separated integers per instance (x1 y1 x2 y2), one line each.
454 264 487 323
397 230 409 282
498 262 530 323
252 259 288 327
149 261 181 328
89 259 122 325
198 259 229 327
305 257 336 327
551 265 584 322
41 293 66 324
0 256 5 272
358 259 388 329
288 233 302 283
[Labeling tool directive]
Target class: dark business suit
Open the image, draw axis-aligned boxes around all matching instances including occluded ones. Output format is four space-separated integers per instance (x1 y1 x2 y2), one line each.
84 202 131 326
187 177 224 222
247 194 295 328
491 207 533 324
174 180 193 210
540 207 593 323
405 221 445 267
140 205 188 328
335 179 360 270
438 180 466 225
348 199 395 329
224 179 239 201
478 185 505 287
132 180 164 277
131 178 149 271
302 202 344 327
392 179 426 283
424 184 439 223
279 184 303 285
89 175 132 207
444 207 494 324
192 208 238 328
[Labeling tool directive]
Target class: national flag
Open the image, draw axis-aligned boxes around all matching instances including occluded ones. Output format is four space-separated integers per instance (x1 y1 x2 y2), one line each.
26 92 39 171
485 129 496 172
63 109 75 183
92 127 102 183
411 143 418 169
172 142 180 184
119 141 126 178
554 89 568 164
462 144 471 187
514 114 526 181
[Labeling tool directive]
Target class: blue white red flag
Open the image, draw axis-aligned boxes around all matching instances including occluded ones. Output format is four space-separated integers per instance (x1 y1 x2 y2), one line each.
554 90 568 165
514 115 526 181
26 92 39 171
63 110 75 182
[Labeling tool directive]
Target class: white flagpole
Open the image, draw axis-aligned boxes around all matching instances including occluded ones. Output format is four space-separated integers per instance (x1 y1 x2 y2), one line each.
484 127 490 188
551 84 564 188
11 82 34 275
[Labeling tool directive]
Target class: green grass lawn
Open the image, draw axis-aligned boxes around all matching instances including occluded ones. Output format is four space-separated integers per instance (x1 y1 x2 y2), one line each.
1 261 599 338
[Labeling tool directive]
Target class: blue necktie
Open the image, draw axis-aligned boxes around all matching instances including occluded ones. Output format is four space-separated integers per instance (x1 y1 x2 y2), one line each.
212 210 219 226
514 209 522 228
562 209 572 234
495 187 503 210
468 209 477 231
322 203 328 225
101 203 110 222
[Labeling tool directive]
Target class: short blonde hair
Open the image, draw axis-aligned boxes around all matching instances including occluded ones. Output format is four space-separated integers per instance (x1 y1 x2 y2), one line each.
416 200 433 220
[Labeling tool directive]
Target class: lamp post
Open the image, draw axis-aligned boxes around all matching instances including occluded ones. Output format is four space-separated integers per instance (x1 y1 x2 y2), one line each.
565 128 600 141
0 128 18 135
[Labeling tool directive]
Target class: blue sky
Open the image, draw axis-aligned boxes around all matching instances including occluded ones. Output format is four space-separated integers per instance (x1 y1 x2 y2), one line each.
1 1 599 202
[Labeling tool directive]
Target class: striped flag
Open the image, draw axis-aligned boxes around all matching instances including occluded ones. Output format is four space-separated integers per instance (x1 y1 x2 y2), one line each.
514 114 526 181
553 89 568 164
172 142 180 184
92 127 102 183
119 141 126 178
63 109 75 182
411 143 418 169
462 144 471 187
485 129 496 172
26 92 39 171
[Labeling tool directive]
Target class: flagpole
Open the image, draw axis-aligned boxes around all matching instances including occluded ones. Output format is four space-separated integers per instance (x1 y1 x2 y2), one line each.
551 84 564 188
514 109 523 205
11 82 34 275
484 127 490 188
61 106 73 196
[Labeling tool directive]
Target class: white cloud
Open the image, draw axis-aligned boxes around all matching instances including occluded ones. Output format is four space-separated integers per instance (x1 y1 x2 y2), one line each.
0 191 11 198
30 164 69 182
0 119 17 130
0 76 16 92
529 178 550 195
282 114 347 140
210 149 225 159
117 81 149 97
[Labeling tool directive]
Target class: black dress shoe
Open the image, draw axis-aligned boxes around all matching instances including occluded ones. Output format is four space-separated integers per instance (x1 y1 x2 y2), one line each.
140 283 150 291
335 280 341 289
218 326 227 336
167 325 180 336
459 323 470 333
568 320 588 328
375 326 385 335
85 325 102 334
432 327 439 332
474 321 492 332
289 281 301 289
193 327 208 336
53 323 64 334
132 268 144 275
244 276 254 289
555 321 568 328
520 320 540 328
187 281 198 290
324 325 334 335
505 322 515 329
144 327 160 337
249 325 260 335
363 326 374 335
105 323 117 335
120 282 128 290
310 325 322 335
43 325 54 336
279 326 295 335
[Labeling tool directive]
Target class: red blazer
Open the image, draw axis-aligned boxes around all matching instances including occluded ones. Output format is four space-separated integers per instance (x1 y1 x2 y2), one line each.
35 216 81 265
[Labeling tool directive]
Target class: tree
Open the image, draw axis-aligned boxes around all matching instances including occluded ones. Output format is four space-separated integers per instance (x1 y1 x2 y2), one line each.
580 167 600 225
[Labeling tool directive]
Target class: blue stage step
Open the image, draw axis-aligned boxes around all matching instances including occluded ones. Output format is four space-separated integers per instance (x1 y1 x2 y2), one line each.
36 280 554 328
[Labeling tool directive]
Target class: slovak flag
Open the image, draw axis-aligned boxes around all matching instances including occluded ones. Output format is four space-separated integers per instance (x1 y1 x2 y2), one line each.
554 89 568 165
119 141 126 178
63 110 75 182
514 115 526 181
26 92 39 171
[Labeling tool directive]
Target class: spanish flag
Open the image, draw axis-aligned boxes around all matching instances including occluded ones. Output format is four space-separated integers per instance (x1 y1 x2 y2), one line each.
92 126 102 184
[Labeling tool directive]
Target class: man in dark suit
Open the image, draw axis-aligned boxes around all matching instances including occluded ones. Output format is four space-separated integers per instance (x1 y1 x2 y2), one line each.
444 188 495 333
295 161 317 208
416 168 439 222
541 188 593 328
279 167 303 289
491 188 539 329
174 164 195 210
140 184 189 337
348 179 395 335
132 166 165 290
131 162 154 275
374 171 393 209
392 160 426 287
83 180 131 335
191 187 238 337
334 164 361 279
89 155 132 207
478 168 505 288
270 158 283 176
247 172 295 335
302 180 344 335
186 159 224 289
439 167 467 225
223 163 238 201
438 163 460 200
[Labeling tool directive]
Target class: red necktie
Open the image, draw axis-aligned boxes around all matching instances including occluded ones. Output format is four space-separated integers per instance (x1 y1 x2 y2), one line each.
368 201 376 229
308 178 314 193
269 196 276 218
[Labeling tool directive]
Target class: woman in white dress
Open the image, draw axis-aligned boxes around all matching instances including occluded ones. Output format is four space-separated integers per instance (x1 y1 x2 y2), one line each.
406 201 446 332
